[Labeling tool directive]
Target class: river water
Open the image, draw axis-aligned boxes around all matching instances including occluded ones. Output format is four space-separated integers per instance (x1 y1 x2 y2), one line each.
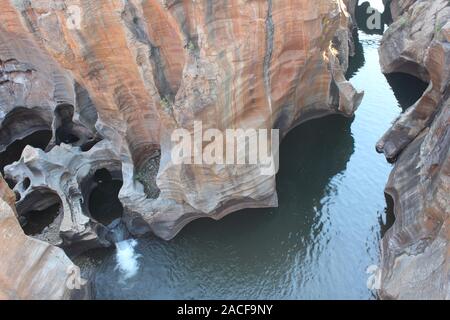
91 16 423 299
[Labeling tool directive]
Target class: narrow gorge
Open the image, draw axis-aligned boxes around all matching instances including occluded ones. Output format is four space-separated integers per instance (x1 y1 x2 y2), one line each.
0 0 448 300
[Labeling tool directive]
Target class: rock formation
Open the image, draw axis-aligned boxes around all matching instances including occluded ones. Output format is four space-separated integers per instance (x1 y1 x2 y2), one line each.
0 0 361 298
377 0 449 300
0 175 90 299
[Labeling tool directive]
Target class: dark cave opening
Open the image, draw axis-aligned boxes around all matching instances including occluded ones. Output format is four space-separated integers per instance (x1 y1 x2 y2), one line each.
0 130 52 174
56 127 80 144
385 72 429 111
380 192 396 238
21 203 61 236
23 177 30 190
16 189 63 240
88 168 124 226
55 104 80 145
80 139 100 152
5 177 17 190
54 104 100 151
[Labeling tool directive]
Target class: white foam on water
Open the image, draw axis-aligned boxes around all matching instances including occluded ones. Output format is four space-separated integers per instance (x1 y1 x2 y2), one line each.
115 239 141 280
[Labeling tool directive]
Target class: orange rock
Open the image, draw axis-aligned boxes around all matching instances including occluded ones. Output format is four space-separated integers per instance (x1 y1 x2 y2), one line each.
0 0 362 298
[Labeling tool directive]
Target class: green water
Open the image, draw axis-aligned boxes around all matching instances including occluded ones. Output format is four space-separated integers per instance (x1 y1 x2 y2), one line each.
93 28 422 299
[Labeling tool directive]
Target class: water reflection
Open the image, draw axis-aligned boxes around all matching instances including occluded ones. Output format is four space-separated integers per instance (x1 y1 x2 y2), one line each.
346 33 366 80
94 115 355 300
93 27 401 301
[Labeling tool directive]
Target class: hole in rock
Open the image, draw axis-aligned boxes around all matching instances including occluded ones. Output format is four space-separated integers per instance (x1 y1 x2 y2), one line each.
55 105 79 145
55 104 99 150
17 189 63 242
56 128 80 144
23 178 31 190
88 168 124 226
5 178 17 190
0 130 52 174
380 193 396 237
21 203 61 236
385 72 429 111
80 138 100 152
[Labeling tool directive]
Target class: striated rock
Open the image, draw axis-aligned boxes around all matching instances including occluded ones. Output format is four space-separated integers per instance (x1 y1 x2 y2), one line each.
0 0 362 241
0 0 105 249
383 0 416 21
377 0 450 300
0 175 90 299
4 142 124 252
0 0 361 298
344 0 358 25
0 2 97 156
376 0 450 160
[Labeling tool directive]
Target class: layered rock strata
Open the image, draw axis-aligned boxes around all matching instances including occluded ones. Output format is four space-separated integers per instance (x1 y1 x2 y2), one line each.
377 0 450 300
0 0 361 298
0 176 89 299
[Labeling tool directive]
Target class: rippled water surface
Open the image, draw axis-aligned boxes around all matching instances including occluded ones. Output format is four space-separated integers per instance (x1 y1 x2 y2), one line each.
92 31 412 299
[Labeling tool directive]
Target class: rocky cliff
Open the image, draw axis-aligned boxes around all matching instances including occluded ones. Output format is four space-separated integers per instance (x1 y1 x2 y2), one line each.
0 0 360 298
0 176 89 299
377 0 449 300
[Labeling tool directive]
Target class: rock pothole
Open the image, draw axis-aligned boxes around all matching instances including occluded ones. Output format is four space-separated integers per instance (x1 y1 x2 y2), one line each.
54 104 101 151
0 129 52 173
87 168 124 226
16 189 63 246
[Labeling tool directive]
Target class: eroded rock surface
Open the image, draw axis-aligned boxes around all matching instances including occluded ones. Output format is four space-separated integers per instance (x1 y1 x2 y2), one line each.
0 0 361 298
377 0 450 300
0 176 89 299
0 0 361 240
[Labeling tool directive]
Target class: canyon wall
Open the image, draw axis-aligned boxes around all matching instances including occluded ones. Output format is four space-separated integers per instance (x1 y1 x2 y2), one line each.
377 0 449 300
0 0 360 298
0 176 89 299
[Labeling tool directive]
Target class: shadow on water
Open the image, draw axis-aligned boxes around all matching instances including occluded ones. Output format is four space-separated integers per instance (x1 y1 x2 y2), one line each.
93 1 402 299
346 32 366 80
177 114 355 246
94 115 355 299
347 0 388 79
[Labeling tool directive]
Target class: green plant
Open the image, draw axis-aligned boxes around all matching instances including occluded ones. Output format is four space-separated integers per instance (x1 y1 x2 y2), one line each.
160 96 172 113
